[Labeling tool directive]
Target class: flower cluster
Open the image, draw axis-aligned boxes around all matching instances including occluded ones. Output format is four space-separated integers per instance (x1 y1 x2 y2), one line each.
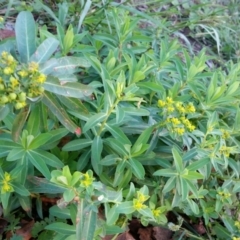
1 172 13 193
0 51 46 109
158 97 196 136
235 221 240 230
217 189 231 202
80 171 94 188
133 191 149 211
232 237 240 240
219 146 231 157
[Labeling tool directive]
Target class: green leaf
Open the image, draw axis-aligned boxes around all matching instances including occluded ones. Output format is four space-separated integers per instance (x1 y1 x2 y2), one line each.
137 82 164 92
138 208 154 219
116 201 135 214
11 182 30 196
12 107 30 142
133 71 145 82
105 124 131 145
63 189 75 202
122 107 149 116
30 37 59 63
40 56 90 75
83 112 107 133
76 200 97 240
153 169 178 177
77 150 91 171
57 95 89 114
106 204 119 225
172 147 183 173
62 139 92 151
1 192 10 209
91 136 103 175
131 126 153 154
187 199 199 215
116 105 125 124
26 105 41 136
180 178 188 201
44 77 93 99
182 171 204 180
63 25 74 55
7 148 25 161
0 105 10 121
162 176 176 193
29 149 63 168
28 133 52 150
128 158 145 179
45 223 75 235
100 154 120 166
105 138 129 156
27 151 51 179
15 11 36 63
42 92 81 135
26 176 67 194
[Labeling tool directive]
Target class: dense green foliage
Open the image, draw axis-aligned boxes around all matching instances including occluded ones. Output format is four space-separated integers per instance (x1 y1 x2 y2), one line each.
0 0 240 239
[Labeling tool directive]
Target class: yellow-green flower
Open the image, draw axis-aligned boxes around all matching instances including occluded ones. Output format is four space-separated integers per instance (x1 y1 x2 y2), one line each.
152 208 163 217
1 172 13 193
1 51 8 59
0 16 4 24
3 67 13 75
166 97 173 104
28 62 39 73
10 77 19 88
136 191 149 203
158 100 166 107
35 73 46 83
232 237 240 240
219 146 230 157
167 106 175 113
186 103 196 113
18 70 28 78
171 117 181 125
133 198 147 211
81 172 94 188
235 221 240 230
174 127 185 135
221 129 230 139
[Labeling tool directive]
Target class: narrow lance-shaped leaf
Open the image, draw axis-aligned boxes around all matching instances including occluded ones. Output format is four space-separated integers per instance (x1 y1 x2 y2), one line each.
44 77 93 99
30 37 59 63
91 136 103 175
76 199 97 240
45 222 75 235
27 151 51 179
12 106 30 142
131 126 153 154
83 112 107 133
15 11 36 63
40 56 91 75
129 158 145 179
42 92 81 136
172 147 184 173
0 105 10 121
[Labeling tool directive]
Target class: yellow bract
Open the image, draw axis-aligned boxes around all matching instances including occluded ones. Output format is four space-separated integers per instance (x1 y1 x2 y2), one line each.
81 172 94 188
1 172 12 193
133 199 147 211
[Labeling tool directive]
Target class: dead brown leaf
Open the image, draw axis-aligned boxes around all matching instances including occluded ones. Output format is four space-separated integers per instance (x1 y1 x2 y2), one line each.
116 231 136 240
152 226 173 240
15 219 35 240
0 29 15 39
0 218 8 235
138 227 152 240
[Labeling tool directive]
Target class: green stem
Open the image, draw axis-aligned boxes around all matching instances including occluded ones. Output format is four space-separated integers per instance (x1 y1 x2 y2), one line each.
97 98 120 136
